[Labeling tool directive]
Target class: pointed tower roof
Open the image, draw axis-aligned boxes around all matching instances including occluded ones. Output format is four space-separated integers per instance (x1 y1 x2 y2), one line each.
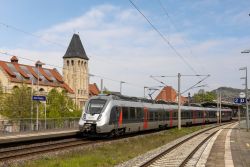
63 34 89 60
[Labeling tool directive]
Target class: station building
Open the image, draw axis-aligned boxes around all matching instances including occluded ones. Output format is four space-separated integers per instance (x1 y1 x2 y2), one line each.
0 34 98 109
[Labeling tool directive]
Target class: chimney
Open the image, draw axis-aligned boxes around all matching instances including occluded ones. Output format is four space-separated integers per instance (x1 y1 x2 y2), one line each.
10 56 18 63
35 60 44 68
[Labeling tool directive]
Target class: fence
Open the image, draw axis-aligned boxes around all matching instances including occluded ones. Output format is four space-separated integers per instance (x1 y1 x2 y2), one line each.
0 117 80 134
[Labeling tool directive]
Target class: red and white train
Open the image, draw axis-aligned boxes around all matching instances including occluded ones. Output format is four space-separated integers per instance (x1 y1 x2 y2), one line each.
79 94 232 136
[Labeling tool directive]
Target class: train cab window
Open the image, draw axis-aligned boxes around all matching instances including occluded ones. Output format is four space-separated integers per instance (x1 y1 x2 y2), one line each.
86 99 106 114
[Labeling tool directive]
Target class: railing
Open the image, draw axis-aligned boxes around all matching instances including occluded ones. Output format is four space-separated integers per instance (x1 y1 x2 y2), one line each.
0 117 80 134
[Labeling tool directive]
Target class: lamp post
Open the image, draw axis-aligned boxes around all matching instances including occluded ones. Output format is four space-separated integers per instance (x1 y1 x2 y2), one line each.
239 66 249 131
144 86 148 98
35 61 45 131
120 81 125 95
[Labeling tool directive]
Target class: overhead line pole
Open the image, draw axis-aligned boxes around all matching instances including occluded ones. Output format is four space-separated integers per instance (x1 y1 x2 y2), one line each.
178 73 181 130
151 74 210 130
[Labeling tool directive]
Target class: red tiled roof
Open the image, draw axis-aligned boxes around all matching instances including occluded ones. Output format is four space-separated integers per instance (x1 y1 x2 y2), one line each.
26 66 42 81
155 86 187 104
50 69 64 83
0 61 16 77
89 83 100 96
38 67 53 82
13 64 30 79
61 83 74 94
0 59 74 94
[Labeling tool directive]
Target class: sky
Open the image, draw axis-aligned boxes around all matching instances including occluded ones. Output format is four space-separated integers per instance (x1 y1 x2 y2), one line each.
0 0 250 98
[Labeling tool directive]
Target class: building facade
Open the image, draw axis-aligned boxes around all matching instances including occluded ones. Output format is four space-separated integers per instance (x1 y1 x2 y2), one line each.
0 56 74 95
63 34 89 108
0 34 91 109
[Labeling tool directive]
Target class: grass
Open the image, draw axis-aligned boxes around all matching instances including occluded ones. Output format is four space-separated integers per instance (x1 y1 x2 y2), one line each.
19 126 206 167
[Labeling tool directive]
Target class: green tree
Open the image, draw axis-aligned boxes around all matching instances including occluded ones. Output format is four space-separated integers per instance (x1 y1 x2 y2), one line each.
46 89 81 118
2 85 32 118
192 91 216 103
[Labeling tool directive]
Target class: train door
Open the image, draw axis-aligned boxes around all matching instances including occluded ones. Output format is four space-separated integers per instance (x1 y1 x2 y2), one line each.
110 106 122 135
192 110 196 124
169 110 173 127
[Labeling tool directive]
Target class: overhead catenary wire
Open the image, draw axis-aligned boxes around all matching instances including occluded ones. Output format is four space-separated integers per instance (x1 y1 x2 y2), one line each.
128 0 199 76
0 22 151 90
0 22 67 48
0 51 148 90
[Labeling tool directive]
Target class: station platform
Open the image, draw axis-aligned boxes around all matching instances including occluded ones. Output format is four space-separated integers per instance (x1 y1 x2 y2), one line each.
206 121 250 167
0 128 79 144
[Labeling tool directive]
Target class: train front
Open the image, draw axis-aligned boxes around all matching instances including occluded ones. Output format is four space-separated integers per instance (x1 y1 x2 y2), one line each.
79 95 111 135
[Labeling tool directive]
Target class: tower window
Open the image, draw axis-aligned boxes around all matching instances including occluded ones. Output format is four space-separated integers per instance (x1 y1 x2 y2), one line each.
71 60 74 66
81 61 83 65
78 60 80 66
67 60 69 66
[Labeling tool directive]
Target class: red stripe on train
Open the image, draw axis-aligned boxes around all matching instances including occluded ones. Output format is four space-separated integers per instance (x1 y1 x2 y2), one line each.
118 107 123 126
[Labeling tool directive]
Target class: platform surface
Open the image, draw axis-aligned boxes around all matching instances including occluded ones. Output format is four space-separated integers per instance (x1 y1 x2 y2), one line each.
0 128 79 144
206 121 250 167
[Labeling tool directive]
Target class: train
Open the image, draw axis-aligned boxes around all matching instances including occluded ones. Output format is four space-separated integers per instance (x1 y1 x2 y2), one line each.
79 94 232 137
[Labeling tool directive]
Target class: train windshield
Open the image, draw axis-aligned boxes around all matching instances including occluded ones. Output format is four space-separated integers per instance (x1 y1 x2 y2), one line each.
86 99 107 114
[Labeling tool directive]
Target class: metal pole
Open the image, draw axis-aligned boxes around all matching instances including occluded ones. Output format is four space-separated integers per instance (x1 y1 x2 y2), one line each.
178 73 181 130
219 91 222 124
31 80 33 130
217 90 219 124
120 81 122 95
120 81 125 95
238 105 241 130
45 102 46 130
36 66 39 131
101 78 103 94
245 67 249 131
144 86 148 98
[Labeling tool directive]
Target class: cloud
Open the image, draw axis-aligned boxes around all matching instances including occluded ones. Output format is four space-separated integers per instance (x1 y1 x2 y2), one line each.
2 4 250 98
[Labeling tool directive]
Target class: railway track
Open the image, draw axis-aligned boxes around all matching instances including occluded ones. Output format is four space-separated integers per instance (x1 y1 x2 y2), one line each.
138 122 235 167
0 137 98 162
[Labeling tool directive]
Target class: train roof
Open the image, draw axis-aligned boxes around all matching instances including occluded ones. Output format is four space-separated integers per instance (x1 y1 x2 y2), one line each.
90 94 232 111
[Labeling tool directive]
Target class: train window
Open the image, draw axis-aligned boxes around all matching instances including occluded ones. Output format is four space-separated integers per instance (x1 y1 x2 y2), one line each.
130 107 136 120
162 110 166 120
136 108 143 121
166 111 169 120
149 111 154 121
155 112 159 120
86 99 106 114
173 111 177 119
122 107 129 121
159 110 163 121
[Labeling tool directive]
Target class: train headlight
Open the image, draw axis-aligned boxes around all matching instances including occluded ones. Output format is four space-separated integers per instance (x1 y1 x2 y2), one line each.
97 114 102 121
82 113 86 120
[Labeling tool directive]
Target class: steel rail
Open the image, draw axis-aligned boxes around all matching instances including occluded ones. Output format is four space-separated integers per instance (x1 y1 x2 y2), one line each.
140 122 232 167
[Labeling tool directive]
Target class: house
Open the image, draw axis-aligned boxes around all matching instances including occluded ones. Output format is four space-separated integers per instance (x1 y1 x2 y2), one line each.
0 34 92 108
155 86 187 104
89 83 100 97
